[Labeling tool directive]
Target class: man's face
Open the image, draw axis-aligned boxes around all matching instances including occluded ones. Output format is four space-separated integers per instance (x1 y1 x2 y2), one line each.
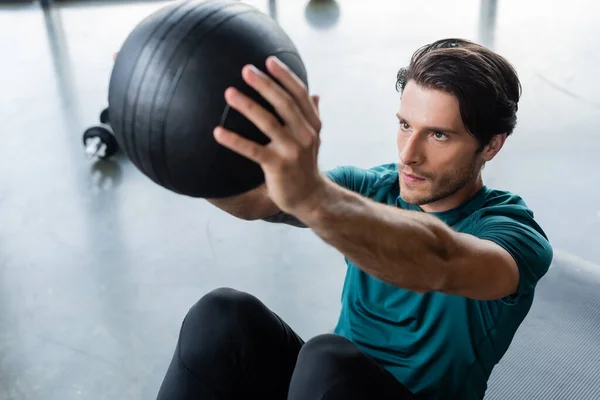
396 81 485 208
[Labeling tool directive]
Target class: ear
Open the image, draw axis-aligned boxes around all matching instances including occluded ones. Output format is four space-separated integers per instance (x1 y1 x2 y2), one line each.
482 133 507 162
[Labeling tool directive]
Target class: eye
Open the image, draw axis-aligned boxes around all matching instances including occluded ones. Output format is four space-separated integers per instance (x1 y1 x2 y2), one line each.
399 121 411 131
433 132 449 141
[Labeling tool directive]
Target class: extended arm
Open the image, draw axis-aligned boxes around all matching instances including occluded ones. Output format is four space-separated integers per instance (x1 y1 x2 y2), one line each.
297 179 520 299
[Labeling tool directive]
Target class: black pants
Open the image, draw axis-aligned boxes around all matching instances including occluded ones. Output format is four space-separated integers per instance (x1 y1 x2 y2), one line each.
156 287 416 399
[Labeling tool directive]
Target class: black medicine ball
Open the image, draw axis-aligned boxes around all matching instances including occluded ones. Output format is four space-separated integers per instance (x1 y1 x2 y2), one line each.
108 0 308 198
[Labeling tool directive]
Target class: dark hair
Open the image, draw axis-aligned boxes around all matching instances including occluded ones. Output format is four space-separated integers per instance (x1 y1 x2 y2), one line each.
396 38 521 150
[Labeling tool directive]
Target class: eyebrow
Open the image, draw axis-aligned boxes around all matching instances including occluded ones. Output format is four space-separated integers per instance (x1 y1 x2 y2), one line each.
396 113 459 134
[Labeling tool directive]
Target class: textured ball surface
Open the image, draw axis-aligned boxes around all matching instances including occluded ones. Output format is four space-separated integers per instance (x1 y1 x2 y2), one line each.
108 0 308 198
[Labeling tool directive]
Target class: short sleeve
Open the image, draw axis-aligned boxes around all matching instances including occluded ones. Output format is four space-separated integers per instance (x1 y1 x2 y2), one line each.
325 165 373 196
473 213 554 304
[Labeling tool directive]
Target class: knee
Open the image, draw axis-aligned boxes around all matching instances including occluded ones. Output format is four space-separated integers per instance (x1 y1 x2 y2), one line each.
183 287 265 334
299 333 354 357
192 286 254 309
296 334 361 374
289 334 365 397
185 287 257 324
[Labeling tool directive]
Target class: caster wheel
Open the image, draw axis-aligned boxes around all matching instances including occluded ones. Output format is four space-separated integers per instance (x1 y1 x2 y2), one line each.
100 108 109 124
83 126 119 159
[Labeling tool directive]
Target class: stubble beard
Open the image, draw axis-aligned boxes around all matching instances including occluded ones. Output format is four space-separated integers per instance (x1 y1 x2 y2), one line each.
400 156 480 206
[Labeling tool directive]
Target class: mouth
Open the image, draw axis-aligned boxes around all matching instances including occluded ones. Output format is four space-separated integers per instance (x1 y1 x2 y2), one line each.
401 171 426 184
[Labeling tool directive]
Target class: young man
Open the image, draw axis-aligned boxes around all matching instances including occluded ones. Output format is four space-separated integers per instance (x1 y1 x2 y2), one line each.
156 38 553 400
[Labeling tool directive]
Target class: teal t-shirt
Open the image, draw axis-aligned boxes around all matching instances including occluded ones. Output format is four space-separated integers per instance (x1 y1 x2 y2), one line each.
325 163 553 400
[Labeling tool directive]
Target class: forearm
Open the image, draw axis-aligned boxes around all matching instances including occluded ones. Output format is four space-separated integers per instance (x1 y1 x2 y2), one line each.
206 185 307 227
298 180 456 292
206 184 279 220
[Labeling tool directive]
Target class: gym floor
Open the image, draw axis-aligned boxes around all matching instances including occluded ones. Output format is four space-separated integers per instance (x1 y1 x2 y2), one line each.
1 0 599 399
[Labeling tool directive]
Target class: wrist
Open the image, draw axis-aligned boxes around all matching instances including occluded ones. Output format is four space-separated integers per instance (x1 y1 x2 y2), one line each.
292 176 335 226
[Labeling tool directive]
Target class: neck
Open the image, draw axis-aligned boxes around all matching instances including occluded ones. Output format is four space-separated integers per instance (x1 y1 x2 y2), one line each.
419 174 484 213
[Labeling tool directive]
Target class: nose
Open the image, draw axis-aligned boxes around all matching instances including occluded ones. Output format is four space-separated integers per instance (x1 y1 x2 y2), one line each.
399 132 424 166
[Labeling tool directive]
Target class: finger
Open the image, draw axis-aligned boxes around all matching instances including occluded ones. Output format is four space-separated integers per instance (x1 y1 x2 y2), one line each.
312 95 320 112
213 126 275 165
266 56 321 132
241 65 315 145
113 52 118 62
224 87 297 148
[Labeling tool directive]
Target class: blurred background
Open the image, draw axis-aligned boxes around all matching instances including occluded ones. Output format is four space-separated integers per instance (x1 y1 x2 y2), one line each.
0 0 599 399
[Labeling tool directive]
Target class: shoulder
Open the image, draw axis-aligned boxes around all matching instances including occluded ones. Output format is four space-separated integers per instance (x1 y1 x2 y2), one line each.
470 188 554 300
472 188 544 235
325 163 398 196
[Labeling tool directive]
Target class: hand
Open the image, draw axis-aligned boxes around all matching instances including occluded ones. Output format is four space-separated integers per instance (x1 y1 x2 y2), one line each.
213 56 327 217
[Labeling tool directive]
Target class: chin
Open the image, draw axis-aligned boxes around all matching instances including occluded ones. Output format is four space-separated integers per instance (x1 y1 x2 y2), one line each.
400 193 425 205
399 187 426 205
